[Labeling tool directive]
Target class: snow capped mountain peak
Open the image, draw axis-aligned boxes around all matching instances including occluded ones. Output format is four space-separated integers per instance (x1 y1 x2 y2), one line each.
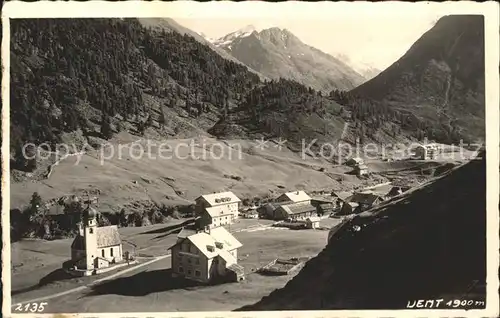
212 25 261 47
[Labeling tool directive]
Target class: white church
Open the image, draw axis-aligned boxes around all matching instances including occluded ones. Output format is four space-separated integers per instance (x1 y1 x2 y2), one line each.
68 206 124 276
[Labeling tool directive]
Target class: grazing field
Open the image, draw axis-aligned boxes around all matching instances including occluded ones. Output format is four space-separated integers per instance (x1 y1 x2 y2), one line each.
10 134 470 213
11 219 332 313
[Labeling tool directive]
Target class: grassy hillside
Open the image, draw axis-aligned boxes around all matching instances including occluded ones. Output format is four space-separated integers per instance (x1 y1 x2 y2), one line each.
10 18 260 170
238 155 486 310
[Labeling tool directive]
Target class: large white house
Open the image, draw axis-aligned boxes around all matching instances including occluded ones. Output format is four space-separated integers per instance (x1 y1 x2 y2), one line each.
195 191 241 229
170 226 245 283
69 207 123 275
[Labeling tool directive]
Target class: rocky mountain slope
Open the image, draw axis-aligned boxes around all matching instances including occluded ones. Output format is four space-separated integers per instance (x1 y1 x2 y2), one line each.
350 15 485 144
238 153 486 310
212 26 366 92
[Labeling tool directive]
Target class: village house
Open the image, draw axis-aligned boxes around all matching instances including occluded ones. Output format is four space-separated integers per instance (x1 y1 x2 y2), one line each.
276 190 312 205
354 164 369 177
385 186 411 198
273 202 317 221
195 191 241 229
311 198 335 216
256 202 280 219
241 210 259 219
316 202 335 216
339 201 360 215
305 216 321 229
345 157 364 167
170 226 245 283
347 191 384 212
331 191 354 208
69 207 123 275
414 144 438 160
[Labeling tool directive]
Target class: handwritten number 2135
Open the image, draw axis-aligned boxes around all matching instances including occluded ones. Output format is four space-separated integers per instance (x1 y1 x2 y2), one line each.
14 302 47 312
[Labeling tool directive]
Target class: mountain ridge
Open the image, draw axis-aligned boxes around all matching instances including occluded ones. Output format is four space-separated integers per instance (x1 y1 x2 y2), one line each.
213 26 366 91
350 15 485 144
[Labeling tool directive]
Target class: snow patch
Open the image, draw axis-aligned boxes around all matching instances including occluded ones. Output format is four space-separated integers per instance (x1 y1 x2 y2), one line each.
213 24 258 47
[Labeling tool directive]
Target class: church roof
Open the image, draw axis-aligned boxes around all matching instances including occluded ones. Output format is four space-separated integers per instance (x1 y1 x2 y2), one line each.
71 225 122 250
97 225 121 247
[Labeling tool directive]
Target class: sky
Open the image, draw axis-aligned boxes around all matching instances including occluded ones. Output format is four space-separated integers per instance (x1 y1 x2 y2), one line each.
172 2 450 71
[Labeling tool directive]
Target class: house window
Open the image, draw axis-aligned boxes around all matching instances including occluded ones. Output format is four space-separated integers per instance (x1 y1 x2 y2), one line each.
187 258 192 264
179 266 184 273
110 248 113 257
196 258 200 265
102 249 105 257
187 269 192 276
195 270 201 277
89 228 94 234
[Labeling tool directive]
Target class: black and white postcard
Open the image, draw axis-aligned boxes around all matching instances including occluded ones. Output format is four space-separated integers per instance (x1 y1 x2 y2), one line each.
2 1 499 317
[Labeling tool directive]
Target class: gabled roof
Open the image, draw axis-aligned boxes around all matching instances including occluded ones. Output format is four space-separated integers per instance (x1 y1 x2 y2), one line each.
71 235 84 250
71 225 121 250
196 191 241 207
218 249 237 265
332 191 353 201
345 202 359 208
347 157 364 163
257 202 280 214
210 226 243 250
179 226 242 259
278 202 316 215
96 225 122 248
311 198 334 204
186 232 219 258
386 186 411 197
204 206 233 218
177 227 197 240
278 191 311 202
347 192 382 206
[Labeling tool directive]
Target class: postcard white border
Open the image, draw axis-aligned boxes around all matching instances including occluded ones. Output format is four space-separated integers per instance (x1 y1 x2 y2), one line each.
2 1 499 318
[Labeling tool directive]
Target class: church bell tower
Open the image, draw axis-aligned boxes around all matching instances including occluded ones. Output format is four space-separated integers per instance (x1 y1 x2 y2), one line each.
83 206 98 270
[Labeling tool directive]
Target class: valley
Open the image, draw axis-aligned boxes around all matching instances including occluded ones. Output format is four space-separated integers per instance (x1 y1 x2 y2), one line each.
6 11 488 315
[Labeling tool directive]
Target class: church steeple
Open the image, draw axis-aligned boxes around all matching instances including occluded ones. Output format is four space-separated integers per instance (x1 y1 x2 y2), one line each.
82 195 98 270
83 206 98 227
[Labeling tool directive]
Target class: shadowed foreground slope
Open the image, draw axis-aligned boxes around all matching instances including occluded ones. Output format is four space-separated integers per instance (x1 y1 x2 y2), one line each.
238 155 486 310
